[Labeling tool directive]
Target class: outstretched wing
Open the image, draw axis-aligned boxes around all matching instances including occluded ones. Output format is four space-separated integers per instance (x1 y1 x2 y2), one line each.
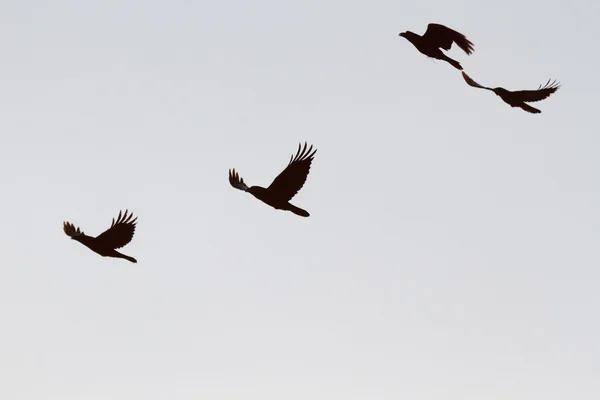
229 169 250 191
267 142 317 202
511 79 561 103
95 210 137 249
461 72 493 91
63 221 85 238
423 23 474 54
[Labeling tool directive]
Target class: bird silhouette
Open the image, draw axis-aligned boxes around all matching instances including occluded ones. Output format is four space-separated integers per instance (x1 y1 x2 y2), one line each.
461 72 560 114
63 210 138 263
229 142 317 217
399 23 474 70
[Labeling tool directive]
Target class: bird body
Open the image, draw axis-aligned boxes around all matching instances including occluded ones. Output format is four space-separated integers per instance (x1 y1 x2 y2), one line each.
245 186 308 216
399 23 474 70
229 142 316 217
461 72 560 114
72 234 137 263
63 210 138 263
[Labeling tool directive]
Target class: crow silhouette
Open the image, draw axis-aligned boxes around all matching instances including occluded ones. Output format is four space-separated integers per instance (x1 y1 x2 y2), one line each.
63 210 138 263
399 23 474 70
461 72 560 114
229 142 316 217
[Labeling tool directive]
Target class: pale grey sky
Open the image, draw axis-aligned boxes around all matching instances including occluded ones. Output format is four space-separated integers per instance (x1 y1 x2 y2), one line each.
1 0 599 399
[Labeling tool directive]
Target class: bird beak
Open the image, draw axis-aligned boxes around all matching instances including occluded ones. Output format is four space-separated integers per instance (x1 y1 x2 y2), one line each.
399 32 405 37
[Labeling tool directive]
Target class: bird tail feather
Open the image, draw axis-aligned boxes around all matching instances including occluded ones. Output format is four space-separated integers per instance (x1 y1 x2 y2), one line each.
446 57 462 70
123 255 138 263
114 251 137 263
288 204 309 217
519 103 541 114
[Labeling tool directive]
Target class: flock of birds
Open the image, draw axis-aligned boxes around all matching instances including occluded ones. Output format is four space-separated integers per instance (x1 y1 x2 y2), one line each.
63 23 561 264
400 23 561 114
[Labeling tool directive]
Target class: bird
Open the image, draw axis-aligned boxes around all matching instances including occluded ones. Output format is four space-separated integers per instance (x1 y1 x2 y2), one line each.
399 23 474 70
461 72 561 114
229 142 317 217
63 210 138 263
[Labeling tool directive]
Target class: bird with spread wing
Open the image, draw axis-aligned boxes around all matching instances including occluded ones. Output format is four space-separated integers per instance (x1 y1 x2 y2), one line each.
229 142 317 217
399 23 474 70
461 72 561 114
63 210 138 263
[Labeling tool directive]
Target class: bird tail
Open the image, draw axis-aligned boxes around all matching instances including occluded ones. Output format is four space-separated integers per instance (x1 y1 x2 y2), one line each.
519 103 541 114
113 250 138 263
287 204 310 217
123 255 138 263
444 56 462 70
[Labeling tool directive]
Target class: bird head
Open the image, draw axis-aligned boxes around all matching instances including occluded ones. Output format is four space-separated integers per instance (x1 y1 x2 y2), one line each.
398 31 416 42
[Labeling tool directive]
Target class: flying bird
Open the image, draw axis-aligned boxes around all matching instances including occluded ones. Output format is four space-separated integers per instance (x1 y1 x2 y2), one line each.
63 210 138 263
461 72 560 114
399 23 474 70
229 142 317 217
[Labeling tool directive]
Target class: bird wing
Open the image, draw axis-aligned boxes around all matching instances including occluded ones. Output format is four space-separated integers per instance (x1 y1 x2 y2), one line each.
95 210 137 249
63 221 85 238
266 142 317 202
423 23 474 54
462 72 493 91
511 79 561 103
229 169 250 191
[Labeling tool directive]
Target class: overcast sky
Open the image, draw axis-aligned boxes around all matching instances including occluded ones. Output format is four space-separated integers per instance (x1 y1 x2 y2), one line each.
1 1 599 399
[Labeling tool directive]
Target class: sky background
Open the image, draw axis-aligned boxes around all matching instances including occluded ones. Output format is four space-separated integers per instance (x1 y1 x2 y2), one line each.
1 0 599 399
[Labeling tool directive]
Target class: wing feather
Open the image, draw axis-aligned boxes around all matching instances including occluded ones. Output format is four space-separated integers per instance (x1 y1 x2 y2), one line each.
267 142 317 202
95 210 137 249
63 221 84 238
511 79 561 103
461 72 493 91
229 169 250 191
423 23 474 55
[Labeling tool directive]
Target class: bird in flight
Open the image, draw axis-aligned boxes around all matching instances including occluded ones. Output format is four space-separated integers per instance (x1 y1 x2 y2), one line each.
399 23 474 70
229 142 317 217
461 72 561 114
63 210 138 263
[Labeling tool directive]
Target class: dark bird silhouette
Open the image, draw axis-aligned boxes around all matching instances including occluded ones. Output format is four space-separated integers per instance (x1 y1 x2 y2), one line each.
63 210 138 263
461 72 560 114
399 23 474 70
229 142 317 217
